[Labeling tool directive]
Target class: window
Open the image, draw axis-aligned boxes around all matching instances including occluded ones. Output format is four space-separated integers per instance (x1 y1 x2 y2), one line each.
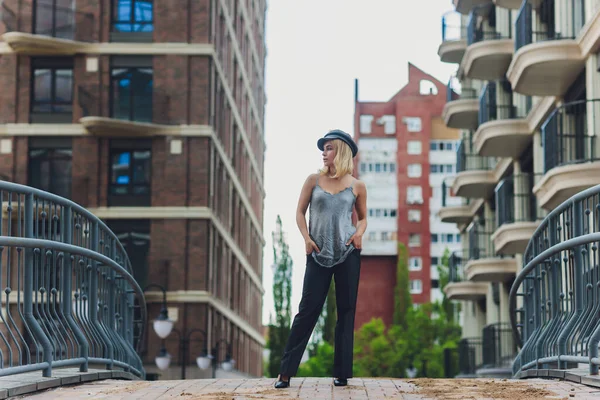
407 141 422 154
408 209 421 222
109 139 151 206
431 257 439 266
431 234 438 243
375 163 381 172
31 58 73 119
360 163 366 173
377 115 396 134
409 257 422 271
375 209 381 217
419 80 438 95
409 279 423 294
456 234 462 243
390 209 397 217
368 232 376 241
111 65 153 122
390 163 396 172
360 115 373 134
382 232 389 241
403 117 422 132
407 186 423 204
446 234 454 243
35 0 75 39
108 220 150 289
113 0 154 32
407 163 422 178
409 234 421 247
28 138 72 199
431 279 440 289
368 209 374 217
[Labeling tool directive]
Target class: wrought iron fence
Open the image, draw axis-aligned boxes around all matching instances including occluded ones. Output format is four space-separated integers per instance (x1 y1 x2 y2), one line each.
468 219 496 260
515 0 585 51
1 0 95 42
467 4 508 46
0 181 146 378
541 99 600 173
78 85 180 125
482 322 517 368
478 81 524 126
449 250 467 283
442 10 466 42
456 139 496 174
495 173 542 228
509 183 600 376
446 77 478 103
458 337 483 375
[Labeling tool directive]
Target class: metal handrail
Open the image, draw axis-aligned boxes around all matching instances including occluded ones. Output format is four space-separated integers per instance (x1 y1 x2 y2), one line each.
478 80 523 126
509 183 600 376
495 173 543 228
0 181 146 378
541 99 600 173
456 139 496 173
515 0 585 51
458 337 483 375
467 4 507 46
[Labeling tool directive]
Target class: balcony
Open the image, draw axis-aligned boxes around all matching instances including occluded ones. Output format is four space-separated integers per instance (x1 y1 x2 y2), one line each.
492 174 541 254
507 0 585 96
458 338 483 377
493 0 523 9
439 179 472 224
78 85 181 137
533 99 600 209
478 323 516 377
454 0 493 15
442 78 479 130
445 251 488 301
464 220 518 282
461 5 514 80
473 82 532 158
438 11 467 64
452 140 497 198
1 1 94 55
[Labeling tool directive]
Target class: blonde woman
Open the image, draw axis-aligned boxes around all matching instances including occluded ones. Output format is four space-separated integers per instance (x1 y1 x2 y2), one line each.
275 129 368 388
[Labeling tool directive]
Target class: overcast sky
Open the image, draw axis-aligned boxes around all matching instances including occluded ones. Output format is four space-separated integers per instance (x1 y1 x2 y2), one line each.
261 0 459 325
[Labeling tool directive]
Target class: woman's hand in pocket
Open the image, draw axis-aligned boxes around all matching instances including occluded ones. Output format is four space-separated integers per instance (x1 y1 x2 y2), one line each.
305 239 320 255
346 233 363 250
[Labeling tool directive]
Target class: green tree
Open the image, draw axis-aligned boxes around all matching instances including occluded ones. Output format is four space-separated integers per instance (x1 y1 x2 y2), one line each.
296 341 335 377
393 242 412 327
267 216 293 378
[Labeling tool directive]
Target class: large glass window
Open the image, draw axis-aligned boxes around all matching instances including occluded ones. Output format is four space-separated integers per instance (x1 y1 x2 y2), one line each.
28 139 72 199
31 58 73 115
34 0 75 39
110 149 151 196
108 220 150 289
111 67 153 122
112 0 153 32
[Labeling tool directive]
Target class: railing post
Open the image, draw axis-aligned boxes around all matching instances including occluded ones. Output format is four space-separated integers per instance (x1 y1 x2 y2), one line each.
23 193 54 377
90 221 114 369
61 207 89 372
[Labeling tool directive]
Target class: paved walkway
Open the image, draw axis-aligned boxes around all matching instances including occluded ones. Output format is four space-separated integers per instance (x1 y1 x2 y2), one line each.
15 377 600 399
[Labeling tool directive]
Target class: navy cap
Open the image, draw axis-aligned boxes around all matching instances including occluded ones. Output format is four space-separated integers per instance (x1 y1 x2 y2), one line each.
317 129 358 158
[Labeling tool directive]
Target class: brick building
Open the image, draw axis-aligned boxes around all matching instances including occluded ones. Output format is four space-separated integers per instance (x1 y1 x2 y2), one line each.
0 0 266 378
353 64 461 329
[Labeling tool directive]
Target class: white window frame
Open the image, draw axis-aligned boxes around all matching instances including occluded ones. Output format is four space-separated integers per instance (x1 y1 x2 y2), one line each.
408 209 421 222
407 141 422 155
360 115 373 134
409 257 422 271
407 186 423 204
407 163 422 178
408 234 421 247
409 279 423 294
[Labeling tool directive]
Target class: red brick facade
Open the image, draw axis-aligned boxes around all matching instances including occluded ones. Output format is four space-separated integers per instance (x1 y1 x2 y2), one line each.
354 64 449 330
0 0 267 378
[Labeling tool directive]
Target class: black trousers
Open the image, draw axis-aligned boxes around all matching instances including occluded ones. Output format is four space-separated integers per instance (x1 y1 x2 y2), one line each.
279 249 361 378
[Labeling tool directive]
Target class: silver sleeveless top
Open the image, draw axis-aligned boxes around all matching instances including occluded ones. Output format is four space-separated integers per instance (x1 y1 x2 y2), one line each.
309 177 357 267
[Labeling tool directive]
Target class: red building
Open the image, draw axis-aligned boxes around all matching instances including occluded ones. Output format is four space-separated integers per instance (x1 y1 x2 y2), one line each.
353 64 459 329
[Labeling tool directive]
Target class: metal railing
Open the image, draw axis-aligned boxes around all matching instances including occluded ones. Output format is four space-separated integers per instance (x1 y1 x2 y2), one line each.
515 0 585 51
509 183 600 376
456 140 496 173
478 81 524 126
495 173 542 228
79 85 181 126
0 181 146 378
541 99 600 173
446 77 478 103
467 4 508 46
459 337 483 375
468 219 496 260
449 250 467 283
442 10 466 42
482 323 517 368
1 1 95 42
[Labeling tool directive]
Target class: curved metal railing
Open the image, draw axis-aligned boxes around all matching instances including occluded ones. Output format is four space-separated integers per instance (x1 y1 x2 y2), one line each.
510 184 600 376
0 181 146 378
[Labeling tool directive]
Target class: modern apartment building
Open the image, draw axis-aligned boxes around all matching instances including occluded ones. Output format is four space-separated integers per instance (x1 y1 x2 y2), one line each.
438 0 600 377
0 0 266 378
353 64 462 329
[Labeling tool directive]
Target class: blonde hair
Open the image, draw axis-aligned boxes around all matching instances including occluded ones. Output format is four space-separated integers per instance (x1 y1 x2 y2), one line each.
319 139 354 178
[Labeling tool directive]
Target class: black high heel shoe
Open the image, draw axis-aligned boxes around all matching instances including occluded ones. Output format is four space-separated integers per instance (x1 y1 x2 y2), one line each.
333 378 348 387
274 376 291 389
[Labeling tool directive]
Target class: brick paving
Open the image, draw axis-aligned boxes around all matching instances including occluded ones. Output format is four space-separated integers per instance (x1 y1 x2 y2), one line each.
13 377 600 399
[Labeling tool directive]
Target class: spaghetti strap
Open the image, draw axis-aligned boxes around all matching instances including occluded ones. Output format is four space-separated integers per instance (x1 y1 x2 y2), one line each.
315 176 319 186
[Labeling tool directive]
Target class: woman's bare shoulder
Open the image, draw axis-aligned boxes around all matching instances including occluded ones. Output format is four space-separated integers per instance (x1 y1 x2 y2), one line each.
353 178 366 192
305 173 320 185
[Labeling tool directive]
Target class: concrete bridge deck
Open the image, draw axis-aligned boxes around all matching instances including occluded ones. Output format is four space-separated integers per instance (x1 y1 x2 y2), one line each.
11 376 600 399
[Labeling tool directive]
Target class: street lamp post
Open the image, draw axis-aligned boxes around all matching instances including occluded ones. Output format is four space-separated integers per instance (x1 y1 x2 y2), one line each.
143 284 174 339
155 329 212 379
211 338 234 379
